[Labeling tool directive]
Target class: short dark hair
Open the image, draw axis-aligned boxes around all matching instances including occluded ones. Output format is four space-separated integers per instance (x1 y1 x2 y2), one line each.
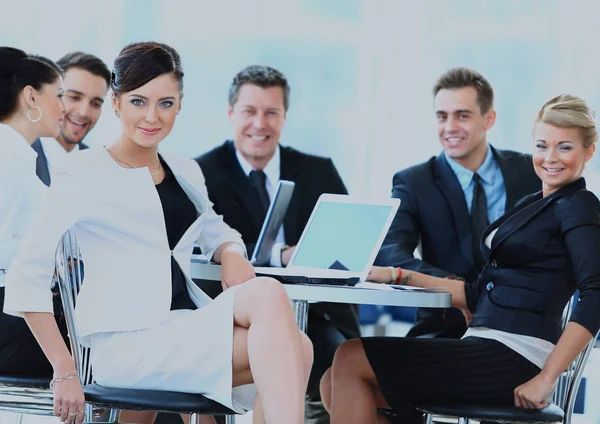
111 41 184 97
433 67 494 114
57 51 111 87
228 65 290 111
0 46 62 120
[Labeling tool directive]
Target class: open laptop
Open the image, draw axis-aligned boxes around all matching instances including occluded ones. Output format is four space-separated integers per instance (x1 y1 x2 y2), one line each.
250 180 295 266
255 194 400 286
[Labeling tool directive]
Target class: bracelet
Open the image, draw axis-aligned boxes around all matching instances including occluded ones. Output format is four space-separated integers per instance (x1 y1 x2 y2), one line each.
388 267 397 284
50 371 79 390
395 267 403 285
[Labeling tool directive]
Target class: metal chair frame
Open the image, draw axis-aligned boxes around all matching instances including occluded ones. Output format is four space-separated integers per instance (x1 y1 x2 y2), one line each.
56 230 237 423
422 296 598 424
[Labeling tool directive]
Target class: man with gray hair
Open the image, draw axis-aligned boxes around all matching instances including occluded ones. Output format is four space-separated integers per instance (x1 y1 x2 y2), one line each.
196 65 360 423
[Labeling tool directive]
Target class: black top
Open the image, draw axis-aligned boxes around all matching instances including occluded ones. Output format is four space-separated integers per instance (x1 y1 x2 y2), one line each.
155 158 198 311
465 178 600 344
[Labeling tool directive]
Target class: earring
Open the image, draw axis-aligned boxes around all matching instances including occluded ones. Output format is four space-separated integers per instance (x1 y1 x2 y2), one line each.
114 110 120 118
26 106 42 123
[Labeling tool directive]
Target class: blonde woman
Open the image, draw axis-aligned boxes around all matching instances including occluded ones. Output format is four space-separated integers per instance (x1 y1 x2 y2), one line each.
323 94 600 424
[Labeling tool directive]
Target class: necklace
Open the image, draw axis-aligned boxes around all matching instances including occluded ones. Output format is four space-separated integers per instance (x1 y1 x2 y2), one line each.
107 148 161 176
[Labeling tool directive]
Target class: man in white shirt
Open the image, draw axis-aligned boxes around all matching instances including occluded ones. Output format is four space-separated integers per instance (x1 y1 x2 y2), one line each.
31 52 110 185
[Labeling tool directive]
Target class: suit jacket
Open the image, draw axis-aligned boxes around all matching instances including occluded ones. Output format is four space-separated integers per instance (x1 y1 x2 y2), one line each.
195 141 360 339
375 147 541 337
466 178 600 344
4 148 244 346
30 138 89 186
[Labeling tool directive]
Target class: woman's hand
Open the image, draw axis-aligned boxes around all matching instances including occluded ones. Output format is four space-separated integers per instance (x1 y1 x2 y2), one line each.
367 266 393 284
53 367 86 424
221 249 256 290
513 373 555 409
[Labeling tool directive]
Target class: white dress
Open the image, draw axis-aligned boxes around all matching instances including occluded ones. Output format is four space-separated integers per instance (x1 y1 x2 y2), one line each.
4 148 255 413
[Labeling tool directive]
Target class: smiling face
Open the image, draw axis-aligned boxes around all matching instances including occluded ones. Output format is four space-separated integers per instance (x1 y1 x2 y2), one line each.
434 87 496 170
58 67 108 149
112 73 181 149
533 121 595 196
228 83 286 169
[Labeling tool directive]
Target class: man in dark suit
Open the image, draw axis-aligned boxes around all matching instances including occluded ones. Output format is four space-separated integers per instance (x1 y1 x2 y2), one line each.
31 52 110 185
375 67 541 339
196 65 360 424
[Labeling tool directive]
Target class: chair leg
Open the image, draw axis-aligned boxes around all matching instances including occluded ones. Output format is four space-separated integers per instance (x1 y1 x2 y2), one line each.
424 413 433 424
190 413 200 424
457 418 470 424
225 415 236 424
108 408 120 423
13 414 23 424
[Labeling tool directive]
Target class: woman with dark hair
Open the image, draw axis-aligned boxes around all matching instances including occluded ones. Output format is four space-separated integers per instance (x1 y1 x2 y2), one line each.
0 46 67 374
3 41 313 424
321 94 600 423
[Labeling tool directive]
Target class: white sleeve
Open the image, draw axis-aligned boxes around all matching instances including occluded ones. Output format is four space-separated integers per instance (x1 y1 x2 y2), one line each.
3 166 83 316
0 160 26 270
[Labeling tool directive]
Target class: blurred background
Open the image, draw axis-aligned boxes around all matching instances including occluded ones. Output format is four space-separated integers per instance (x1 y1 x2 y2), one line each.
2 0 599 199
2 0 600 422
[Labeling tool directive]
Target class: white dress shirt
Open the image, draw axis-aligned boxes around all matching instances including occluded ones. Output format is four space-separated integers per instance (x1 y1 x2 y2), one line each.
235 147 287 266
4 148 245 346
0 124 46 286
39 137 80 174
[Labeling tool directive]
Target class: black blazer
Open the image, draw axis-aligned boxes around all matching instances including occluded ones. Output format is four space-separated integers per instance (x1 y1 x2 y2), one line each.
375 147 541 337
195 141 360 339
466 178 600 343
30 138 89 187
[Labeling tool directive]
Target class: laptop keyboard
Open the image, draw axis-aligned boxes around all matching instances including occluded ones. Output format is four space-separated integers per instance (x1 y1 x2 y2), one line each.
257 273 359 286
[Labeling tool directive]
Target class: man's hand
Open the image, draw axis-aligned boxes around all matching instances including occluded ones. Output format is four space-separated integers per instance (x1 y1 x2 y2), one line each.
220 249 256 291
281 245 296 267
367 266 394 284
514 373 555 409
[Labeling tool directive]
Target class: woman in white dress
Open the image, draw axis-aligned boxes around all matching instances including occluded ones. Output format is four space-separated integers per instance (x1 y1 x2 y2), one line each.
0 46 67 374
3 41 313 424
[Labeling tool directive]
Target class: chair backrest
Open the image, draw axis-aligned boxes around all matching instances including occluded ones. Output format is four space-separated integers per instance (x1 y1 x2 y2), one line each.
55 230 93 387
552 294 598 424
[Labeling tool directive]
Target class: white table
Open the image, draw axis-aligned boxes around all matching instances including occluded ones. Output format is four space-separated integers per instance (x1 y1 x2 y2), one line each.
191 257 452 331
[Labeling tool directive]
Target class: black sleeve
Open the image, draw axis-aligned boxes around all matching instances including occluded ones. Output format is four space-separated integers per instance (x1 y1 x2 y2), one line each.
324 158 348 195
562 191 600 336
374 171 450 278
464 278 483 312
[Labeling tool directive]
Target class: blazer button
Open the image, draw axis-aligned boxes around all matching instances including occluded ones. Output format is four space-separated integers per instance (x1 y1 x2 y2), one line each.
486 282 495 291
491 260 498 268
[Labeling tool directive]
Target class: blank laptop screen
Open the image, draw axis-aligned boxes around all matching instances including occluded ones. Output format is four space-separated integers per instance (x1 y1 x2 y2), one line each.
291 201 394 272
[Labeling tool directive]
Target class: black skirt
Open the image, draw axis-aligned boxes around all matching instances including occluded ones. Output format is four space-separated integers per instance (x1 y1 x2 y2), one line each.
362 336 541 422
0 287 69 375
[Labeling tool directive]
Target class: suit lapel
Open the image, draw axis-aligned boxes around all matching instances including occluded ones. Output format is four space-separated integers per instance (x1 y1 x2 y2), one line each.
487 178 585 256
222 141 268 232
280 146 302 244
433 154 475 268
494 147 520 209
30 139 51 186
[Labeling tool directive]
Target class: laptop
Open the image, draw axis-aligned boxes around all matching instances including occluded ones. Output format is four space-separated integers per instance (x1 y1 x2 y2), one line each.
255 194 400 286
250 180 295 266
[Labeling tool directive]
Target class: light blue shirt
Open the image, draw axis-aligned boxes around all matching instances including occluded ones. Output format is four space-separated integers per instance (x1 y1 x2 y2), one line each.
444 146 506 224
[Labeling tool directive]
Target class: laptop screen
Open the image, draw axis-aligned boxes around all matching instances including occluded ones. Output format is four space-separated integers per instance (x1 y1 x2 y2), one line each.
290 201 395 272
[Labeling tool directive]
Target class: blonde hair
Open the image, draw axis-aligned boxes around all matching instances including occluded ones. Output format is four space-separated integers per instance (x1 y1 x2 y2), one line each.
536 94 598 148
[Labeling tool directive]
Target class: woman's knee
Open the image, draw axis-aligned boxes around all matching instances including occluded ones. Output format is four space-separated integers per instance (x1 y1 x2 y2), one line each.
332 339 366 372
320 367 332 412
244 277 290 312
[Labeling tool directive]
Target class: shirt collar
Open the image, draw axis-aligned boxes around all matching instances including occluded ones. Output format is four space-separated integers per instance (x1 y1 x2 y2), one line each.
0 124 37 162
444 145 497 189
235 145 281 187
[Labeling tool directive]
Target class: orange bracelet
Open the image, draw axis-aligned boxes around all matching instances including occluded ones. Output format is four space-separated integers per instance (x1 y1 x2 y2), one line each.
395 267 403 285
